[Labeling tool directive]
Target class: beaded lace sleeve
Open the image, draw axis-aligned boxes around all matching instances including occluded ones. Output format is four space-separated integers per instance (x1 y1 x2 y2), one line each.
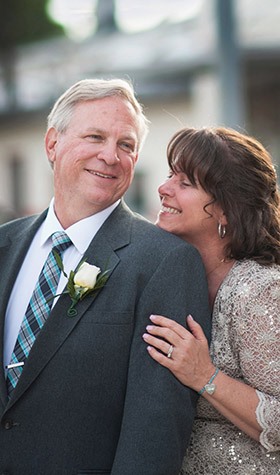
232 267 280 452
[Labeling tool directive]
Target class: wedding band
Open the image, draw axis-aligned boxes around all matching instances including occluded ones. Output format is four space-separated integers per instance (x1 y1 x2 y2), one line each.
167 344 174 358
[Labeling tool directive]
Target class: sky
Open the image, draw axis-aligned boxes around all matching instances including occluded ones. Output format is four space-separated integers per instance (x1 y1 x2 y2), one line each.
47 0 203 40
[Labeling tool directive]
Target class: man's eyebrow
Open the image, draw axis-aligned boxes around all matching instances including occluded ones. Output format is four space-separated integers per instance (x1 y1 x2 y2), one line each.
83 128 137 144
84 127 105 134
119 135 137 142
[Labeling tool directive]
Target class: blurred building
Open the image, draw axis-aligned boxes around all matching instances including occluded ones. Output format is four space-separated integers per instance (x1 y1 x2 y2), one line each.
0 0 279 220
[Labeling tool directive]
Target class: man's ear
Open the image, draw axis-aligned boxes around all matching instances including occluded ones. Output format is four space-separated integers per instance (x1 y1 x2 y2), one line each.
45 127 58 165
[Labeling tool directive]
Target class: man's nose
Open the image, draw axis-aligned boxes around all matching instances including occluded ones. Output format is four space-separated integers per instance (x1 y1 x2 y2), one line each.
97 143 120 165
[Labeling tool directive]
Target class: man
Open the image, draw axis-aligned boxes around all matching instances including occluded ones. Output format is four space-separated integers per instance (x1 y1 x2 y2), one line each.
0 79 210 474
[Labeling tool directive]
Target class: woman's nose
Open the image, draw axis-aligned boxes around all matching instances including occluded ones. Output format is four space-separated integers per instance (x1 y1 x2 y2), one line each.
158 179 173 197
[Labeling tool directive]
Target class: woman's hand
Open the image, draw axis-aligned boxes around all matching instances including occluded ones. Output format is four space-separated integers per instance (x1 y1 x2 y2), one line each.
143 314 262 442
143 314 215 392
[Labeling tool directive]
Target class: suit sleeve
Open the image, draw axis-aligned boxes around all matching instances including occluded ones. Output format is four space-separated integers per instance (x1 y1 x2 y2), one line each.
111 242 211 475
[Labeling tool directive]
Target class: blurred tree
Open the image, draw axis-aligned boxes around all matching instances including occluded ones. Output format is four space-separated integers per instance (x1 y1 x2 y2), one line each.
0 0 63 108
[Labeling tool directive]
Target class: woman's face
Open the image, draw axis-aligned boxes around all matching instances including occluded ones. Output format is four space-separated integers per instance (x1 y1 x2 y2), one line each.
156 171 222 246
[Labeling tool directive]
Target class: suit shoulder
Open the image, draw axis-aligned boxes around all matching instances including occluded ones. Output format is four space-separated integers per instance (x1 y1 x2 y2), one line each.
130 213 198 255
0 213 43 241
0 214 36 230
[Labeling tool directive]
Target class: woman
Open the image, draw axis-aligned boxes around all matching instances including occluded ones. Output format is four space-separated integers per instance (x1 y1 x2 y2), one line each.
143 127 280 473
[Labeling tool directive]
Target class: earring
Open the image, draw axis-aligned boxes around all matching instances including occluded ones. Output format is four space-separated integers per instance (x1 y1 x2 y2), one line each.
218 222 226 239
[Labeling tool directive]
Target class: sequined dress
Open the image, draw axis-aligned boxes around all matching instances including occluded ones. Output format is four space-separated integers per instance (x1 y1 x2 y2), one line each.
180 260 280 474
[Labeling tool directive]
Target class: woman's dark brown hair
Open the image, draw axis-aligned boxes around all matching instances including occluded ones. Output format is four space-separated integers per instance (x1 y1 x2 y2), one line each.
167 126 280 265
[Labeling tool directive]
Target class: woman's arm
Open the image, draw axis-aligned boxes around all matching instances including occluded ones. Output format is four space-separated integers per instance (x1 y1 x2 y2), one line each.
143 314 261 441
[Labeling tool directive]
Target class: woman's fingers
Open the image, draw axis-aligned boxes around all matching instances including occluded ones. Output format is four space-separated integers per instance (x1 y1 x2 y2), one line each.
145 323 178 345
143 315 212 389
186 315 208 343
142 331 173 356
147 314 208 344
143 314 197 357
150 314 191 340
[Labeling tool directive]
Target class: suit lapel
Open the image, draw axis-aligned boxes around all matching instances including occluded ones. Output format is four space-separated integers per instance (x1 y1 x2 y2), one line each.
6 201 134 408
0 212 47 407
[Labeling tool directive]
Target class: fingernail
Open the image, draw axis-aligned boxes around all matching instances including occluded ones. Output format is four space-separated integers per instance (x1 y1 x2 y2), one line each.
146 325 153 331
187 314 193 321
150 315 157 321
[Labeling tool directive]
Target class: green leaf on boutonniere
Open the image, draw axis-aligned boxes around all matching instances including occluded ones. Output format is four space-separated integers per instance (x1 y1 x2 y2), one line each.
78 268 111 300
66 270 76 296
53 250 68 278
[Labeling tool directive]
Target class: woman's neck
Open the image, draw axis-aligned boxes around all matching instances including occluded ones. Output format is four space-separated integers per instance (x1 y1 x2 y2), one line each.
196 244 235 310
207 260 234 309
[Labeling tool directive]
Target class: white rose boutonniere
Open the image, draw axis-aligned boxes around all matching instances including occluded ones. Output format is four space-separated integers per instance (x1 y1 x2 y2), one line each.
74 262 101 294
53 253 110 317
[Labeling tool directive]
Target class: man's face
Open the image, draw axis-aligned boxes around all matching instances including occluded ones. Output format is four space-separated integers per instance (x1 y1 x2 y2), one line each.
45 96 139 226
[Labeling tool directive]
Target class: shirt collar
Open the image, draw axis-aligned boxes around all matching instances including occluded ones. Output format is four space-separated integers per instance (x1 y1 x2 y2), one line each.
40 198 120 254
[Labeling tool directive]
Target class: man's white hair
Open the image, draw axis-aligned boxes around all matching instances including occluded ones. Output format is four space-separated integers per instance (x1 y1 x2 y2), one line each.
47 78 149 151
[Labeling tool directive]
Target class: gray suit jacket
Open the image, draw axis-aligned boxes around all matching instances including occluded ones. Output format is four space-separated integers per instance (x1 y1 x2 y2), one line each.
0 201 211 475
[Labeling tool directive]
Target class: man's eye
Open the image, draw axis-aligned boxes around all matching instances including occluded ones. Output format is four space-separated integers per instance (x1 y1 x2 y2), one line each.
85 134 103 141
120 142 134 152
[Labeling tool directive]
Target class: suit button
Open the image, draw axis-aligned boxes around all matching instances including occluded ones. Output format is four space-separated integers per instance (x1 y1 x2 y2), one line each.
2 419 13 430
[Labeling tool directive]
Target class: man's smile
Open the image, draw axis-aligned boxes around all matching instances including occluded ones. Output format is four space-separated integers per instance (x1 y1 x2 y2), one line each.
85 169 116 179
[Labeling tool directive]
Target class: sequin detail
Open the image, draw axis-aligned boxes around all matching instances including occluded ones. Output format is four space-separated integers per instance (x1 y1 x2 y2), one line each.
180 260 280 474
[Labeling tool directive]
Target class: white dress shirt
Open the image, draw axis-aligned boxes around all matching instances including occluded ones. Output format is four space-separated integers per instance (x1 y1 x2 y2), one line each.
3 198 119 373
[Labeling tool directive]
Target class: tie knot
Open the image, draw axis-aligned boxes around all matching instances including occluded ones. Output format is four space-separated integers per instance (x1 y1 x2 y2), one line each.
51 231 72 254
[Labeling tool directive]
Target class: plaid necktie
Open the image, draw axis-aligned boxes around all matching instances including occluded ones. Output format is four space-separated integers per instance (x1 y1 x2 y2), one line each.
6 231 72 395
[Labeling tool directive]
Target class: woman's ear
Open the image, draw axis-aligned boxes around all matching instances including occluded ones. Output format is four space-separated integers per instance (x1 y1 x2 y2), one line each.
45 127 58 165
219 211 228 226
213 204 228 226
